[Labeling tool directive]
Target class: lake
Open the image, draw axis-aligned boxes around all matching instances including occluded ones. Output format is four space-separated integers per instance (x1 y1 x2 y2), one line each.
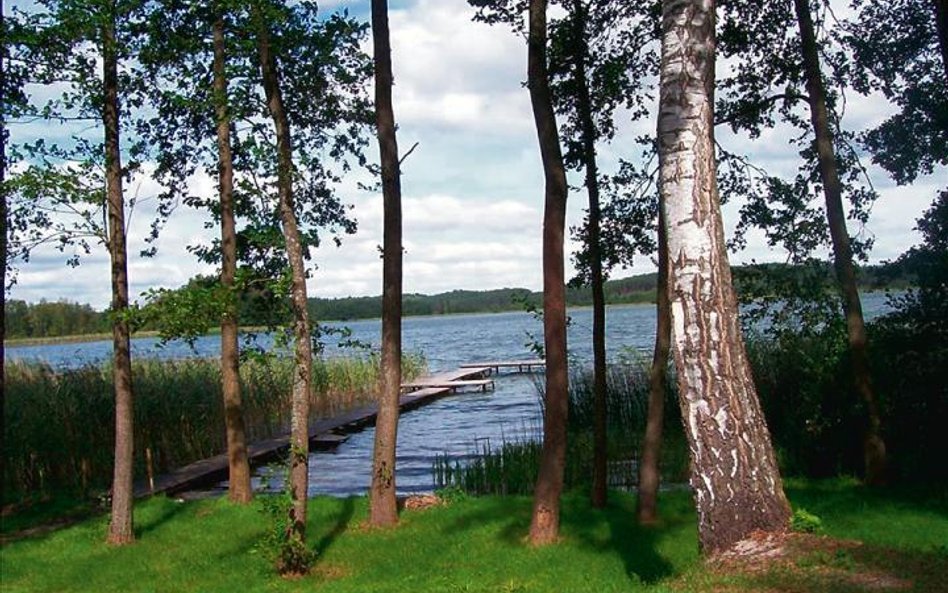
6 292 894 496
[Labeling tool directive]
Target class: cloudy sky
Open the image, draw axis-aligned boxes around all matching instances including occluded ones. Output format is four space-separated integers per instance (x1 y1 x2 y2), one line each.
7 0 943 309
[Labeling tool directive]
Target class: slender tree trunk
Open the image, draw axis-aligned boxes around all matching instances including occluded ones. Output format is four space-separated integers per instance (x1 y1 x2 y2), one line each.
213 15 252 504
256 16 313 562
103 13 135 546
527 0 570 546
933 0 948 79
636 207 670 525
658 0 790 556
569 0 608 510
793 0 887 486
369 0 403 528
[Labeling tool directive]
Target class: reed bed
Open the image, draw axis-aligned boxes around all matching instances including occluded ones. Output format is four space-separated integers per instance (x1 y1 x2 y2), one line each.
2 353 426 502
433 361 689 496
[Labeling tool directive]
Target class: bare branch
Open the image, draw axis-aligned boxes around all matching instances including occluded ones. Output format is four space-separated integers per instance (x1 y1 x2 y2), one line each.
398 141 419 166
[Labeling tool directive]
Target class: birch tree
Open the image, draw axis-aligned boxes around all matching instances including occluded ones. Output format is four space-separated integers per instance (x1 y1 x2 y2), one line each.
657 0 790 555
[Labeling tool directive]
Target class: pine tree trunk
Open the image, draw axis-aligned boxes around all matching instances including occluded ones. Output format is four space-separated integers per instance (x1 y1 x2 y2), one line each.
793 0 887 486
636 208 670 525
569 0 608 510
103 13 135 546
213 15 252 505
934 0 948 78
658 0 790 556
527 0 570 546
369 0 403 528
256 17 312 556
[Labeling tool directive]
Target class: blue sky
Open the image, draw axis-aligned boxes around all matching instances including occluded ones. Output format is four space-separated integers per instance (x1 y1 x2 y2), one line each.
6 0 943 309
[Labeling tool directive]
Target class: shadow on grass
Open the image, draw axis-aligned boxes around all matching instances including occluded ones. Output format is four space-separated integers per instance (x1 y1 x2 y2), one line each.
316 497 356 556
443 495 533 546
732 541 948 593
442 493 685 586
564 494 680 585
785 479 948 520
134 497 189 539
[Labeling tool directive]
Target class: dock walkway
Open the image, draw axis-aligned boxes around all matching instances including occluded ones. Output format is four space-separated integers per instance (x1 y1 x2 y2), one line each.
460 359 546 375
135 366 493 498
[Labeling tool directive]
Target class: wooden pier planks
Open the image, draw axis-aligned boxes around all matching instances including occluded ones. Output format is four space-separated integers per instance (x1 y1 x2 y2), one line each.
460 359 546 374
134 365 494 498
400 379 495 392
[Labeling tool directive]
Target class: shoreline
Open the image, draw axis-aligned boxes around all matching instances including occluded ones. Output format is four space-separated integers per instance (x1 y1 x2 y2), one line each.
3 302 660 348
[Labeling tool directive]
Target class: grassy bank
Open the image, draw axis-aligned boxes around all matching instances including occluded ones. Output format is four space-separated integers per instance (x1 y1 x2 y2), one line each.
1 480 945 592
2 354 426 502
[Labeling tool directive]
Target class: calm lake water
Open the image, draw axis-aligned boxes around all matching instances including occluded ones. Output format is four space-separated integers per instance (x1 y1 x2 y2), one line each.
7 292 894 496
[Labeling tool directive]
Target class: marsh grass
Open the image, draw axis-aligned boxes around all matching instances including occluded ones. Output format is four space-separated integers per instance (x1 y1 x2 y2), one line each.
2 353 426 502
433 362 689 495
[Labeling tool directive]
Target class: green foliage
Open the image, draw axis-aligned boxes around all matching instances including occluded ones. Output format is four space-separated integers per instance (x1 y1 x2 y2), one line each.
844 0 947 185
3 299 110 339
2 353 426 502
433 484 469 505
790 507 823 533
255 467 315 575
140 282 230 346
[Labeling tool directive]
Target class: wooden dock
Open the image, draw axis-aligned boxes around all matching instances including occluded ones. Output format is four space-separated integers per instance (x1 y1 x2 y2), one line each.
134 365 493 498
401 378 494 392
460 359 546 375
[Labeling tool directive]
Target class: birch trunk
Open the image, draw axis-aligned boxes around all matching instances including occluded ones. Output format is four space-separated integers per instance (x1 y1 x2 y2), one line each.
793 0 887 486
213 15 252 504
369 0 403 527
256 16 312 554
103 11 135 546
658 0 790 555
527 0 570 545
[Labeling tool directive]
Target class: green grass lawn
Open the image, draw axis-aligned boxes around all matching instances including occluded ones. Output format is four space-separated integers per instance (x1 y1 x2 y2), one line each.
2 481 946 593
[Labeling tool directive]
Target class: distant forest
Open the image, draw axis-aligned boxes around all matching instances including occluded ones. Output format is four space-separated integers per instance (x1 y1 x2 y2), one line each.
4 262 913 340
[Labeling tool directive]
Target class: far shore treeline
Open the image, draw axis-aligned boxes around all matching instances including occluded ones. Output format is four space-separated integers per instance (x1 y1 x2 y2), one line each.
5 261 911 342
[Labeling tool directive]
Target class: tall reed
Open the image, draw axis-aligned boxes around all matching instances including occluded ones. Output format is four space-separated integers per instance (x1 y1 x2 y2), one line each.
433 361 689 495
2 353 426 502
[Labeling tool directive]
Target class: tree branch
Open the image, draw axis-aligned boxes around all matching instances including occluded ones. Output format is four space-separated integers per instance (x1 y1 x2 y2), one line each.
398 141 419 166
715 92 811 127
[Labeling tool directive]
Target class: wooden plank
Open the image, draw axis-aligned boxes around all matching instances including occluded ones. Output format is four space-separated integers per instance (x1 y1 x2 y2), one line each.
461 360 546 368
401 379 494 390
460 359 545 373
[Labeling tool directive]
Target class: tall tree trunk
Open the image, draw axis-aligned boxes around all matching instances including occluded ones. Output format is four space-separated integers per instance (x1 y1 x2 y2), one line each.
213 15 252 504
1 14 8 492
256 15 313 561
103 12 135 546
369 0 403 528
569 0 608 510
934 0 948 79
527 0 570 546
793 0 887 486
636 207 670 525
658 0 790 556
